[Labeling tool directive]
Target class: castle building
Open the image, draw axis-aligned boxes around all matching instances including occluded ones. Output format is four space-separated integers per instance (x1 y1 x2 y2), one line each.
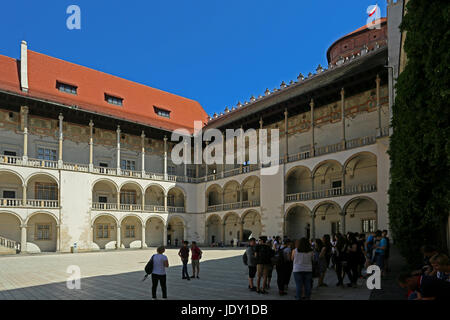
0 4 408 254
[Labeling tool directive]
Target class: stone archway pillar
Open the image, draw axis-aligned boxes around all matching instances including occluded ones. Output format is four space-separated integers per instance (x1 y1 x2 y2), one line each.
116 225 122 249
311 214 316 240
20 224 27 253
141 225 147 248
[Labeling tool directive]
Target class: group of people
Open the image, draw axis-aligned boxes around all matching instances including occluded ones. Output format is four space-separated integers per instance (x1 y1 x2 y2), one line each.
397 245 450 300
243 230 391 300
147 241 203 299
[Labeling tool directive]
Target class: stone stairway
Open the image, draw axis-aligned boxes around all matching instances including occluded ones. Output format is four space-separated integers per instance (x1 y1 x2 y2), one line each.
0 235 21 255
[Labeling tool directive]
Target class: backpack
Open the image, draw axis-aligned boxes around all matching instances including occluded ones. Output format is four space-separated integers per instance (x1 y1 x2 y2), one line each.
271 247 285 266
243 251 248 266
145 255 155 275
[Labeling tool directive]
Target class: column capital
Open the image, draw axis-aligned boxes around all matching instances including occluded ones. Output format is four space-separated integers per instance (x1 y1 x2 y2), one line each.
163 135 168 142
116 125 121 133
58 113 64 121
284 108 288 117
310 98 314 108
89 120 94 127
376 73 381 84
340 87 345 96
20 224 28 228
141 130 146 139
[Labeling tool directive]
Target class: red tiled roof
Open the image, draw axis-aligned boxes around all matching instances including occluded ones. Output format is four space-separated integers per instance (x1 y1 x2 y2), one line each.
0 50 208 133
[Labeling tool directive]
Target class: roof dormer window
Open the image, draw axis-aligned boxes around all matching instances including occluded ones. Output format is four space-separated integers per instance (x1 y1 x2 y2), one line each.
57 81 77 95
105 94 123 106
154 106 171 119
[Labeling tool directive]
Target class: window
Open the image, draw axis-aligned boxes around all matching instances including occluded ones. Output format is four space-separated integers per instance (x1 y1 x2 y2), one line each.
154 106 170 119
36 224 51 240
168 195 175 206
3 151 16 156
37 147 57 161
98 196 107 203
96 224 109 239
331 221 341 235
125 225 135 238
187 168 195 178
99 162 109 168
57 82 77 95
35 183 58 200
105 94 123 106
121 159 136 171
120 190 136 204
362 219 376 233
3 191 15 198
168 166 176 175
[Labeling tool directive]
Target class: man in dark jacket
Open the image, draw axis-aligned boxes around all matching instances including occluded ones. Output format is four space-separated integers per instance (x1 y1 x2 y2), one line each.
254 237 274 294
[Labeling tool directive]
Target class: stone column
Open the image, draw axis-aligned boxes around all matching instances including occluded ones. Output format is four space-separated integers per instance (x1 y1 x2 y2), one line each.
58 114 64 168
141 225 147 248
222 223 226 244
184 195 187 212
116 225 121 249
20 224 27 253
117 191 121 210
376 74 382 136
164 194 168 212
163 136 168 180
116 126 121 175
284 108 288 162
141 131 146 176
239 222 244 242
259 117 263 168
56 225 61 252
22 184 27 206
341 88 346 149
205 141 209 177
341 212 346 234
21 106 29 163
183 141 188 179
183 225 187 241
163 224 168 246
311 214 316 240
89 120 94 172
310 99 315 156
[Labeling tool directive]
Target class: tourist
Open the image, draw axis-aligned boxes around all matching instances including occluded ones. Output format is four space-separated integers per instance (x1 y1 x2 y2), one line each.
283 239 294 292
291 238 314 300
344 232 359 287
151 246 169 300
275 239 288 296
334 233 346 287
316 237 330 287
373 230 387 276
357 233 367 278
429 253 450 282
190 241 202 279
398 272 450 300
246 238 257 291
178 241 190 280
382 230 390 273
419 245 438 275
365 231 375 267
254 237 273 294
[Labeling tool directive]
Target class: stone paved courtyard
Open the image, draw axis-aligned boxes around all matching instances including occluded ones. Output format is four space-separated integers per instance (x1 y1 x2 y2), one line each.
0 248 372 300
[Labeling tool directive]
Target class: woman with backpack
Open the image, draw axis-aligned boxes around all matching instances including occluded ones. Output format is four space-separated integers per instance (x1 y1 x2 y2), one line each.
291 238 314 300
150 246 169 299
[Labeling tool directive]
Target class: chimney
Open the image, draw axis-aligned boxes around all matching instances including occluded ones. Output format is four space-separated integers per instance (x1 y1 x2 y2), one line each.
20 40 29 92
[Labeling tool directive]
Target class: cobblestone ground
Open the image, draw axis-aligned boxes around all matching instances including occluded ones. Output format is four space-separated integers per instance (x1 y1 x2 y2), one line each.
0 248 372 300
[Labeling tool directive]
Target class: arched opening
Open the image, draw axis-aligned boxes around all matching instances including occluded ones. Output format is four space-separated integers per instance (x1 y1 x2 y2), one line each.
120 216 142 248
144 185 165 212
223 181 240 205
26 212 58 252
0 212 21 250
93 214 118 250
206 184 223 210
286 166 312 196
206 215 222 245
241 176 260 207
314 202 342 238
344 197 377 234
241 210 262 240
344 152 377 194
120 182 143 211
145 217 164 247
313 160 343 198
167 216 185 246
167 187 185 212
92 179 118 210
285 205 311 240
0 171 24 207
26 174 59 208
223 213 240 245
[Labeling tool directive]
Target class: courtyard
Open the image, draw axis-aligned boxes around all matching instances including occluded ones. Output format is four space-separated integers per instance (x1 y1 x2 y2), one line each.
0 248 372 300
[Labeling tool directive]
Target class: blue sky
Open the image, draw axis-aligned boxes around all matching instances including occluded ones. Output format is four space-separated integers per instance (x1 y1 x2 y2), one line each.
0 1 386 116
